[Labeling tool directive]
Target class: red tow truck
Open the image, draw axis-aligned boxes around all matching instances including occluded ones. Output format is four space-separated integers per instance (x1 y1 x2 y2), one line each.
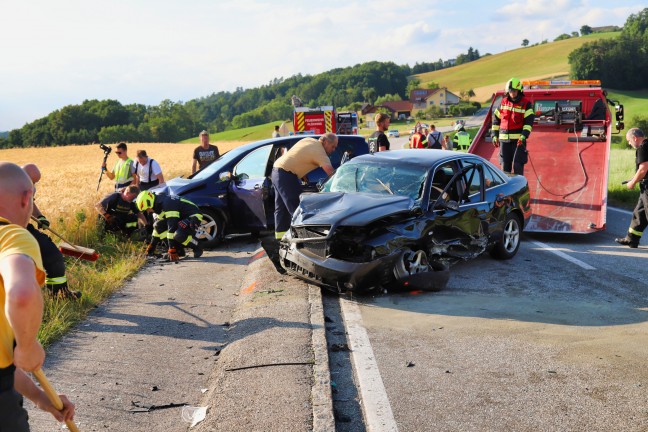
469 80 624 234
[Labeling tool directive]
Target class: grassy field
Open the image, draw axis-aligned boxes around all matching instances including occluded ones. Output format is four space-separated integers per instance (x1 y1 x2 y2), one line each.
416 32 620 102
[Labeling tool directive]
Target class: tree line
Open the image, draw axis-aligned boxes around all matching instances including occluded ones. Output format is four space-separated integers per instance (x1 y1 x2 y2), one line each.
569 8 648 89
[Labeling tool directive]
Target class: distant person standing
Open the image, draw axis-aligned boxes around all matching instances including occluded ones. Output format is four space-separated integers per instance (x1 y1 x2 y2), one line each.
615 128 648 248
368 113 391 152
101 142 136 191
134 150 164 191
426 124 446 149
272 125 281 138
409 126 427 149
491 77 534 174
453 122 473 150
192 130 220 174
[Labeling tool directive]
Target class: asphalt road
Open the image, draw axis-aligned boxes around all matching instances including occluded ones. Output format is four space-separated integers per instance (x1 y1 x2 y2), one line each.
333 206 648 432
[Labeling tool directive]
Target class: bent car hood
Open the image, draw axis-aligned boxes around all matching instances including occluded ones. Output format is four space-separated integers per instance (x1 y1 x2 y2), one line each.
295 192 414 226
150 177 201 195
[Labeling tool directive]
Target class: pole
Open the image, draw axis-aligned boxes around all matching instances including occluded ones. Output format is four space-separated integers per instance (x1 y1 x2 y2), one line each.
97 151 110 192
32 369 81 432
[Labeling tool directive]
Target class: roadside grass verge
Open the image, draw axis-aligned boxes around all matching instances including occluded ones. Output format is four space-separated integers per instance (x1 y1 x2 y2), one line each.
38 199 145 347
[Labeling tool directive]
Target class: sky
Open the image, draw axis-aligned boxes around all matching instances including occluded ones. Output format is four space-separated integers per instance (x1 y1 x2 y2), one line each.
0 0 643 131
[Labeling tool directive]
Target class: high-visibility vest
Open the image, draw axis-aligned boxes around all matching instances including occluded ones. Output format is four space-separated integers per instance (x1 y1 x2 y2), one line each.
492 95 534 141
113 157 134 184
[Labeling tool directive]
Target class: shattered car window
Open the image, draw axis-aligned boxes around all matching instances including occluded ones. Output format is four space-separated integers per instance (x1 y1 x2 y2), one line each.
323 163 427 201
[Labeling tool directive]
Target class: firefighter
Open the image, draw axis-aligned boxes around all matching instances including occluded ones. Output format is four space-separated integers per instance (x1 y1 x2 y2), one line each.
452 122 472 150
136 191 204 262
616 128 648 248
95 185 148 238
491 77 535 175
21 164 80 299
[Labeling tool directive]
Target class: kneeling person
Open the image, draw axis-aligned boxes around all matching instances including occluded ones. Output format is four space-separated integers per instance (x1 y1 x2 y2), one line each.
96 185 148 237
136 191 204 261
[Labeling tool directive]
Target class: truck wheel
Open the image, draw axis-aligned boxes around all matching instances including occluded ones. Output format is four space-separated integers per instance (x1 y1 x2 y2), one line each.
490 213 521 260
196 208 224 249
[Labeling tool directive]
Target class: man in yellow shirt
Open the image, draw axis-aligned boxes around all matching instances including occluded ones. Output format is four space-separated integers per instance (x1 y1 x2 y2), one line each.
0 162 75 430
263 133 337 273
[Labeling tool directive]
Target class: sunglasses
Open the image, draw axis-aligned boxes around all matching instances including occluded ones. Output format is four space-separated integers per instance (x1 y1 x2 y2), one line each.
115 151 122 154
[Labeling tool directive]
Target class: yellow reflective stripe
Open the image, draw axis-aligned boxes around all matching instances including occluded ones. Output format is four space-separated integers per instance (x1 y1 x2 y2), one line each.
525 108 534 116
629 228 643 237
46 276 67 285
181 236 192 246
275 231 286 240
190 213 203 221
499 133 522 140
494 109 501 119
126 222 138 228
154 230 167 239
523 125 533 132
165 211 180 218
499 106 526 114
166 232 175 239
492 125 500 131
180 198 197 206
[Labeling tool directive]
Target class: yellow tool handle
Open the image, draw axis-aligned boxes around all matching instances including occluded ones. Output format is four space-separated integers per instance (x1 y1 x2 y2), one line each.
33 369 81 432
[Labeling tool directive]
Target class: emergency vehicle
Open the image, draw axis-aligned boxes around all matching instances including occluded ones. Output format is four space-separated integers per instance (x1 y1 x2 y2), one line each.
469 80 624 234
293 106 358 135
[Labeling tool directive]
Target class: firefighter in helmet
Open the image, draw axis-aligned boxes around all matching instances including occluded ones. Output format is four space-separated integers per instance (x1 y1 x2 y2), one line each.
491 77 535 175
136 191 204 262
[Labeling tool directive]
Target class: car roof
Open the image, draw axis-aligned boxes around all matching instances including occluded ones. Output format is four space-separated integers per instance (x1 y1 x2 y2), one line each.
350 149 476 168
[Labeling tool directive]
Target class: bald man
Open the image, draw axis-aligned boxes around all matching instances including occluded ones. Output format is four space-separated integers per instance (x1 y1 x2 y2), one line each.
0 162 75 430
22 164 80 299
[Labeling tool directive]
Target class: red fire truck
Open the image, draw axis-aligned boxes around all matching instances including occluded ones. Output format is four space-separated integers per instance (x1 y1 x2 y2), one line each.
293 106 358 135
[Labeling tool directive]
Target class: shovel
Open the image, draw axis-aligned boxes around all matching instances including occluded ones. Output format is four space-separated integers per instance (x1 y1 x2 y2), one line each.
33 369 80 432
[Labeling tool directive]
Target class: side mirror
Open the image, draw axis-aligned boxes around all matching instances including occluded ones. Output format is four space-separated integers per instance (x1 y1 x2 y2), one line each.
615 104 624 121
616 121 625 132
219 171 232 181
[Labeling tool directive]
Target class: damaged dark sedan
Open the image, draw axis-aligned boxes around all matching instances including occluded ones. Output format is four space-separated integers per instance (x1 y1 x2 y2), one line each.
278 149 532 293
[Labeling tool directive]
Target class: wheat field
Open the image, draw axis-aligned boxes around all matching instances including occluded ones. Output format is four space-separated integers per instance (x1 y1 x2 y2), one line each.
0 141 246 231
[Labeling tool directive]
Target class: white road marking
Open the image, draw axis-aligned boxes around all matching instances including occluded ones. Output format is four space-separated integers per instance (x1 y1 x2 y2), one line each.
529 240 596 270
608 206 633 216
340 299 398 432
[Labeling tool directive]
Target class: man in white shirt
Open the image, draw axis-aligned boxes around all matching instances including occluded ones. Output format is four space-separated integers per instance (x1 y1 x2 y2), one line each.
133 150 165 191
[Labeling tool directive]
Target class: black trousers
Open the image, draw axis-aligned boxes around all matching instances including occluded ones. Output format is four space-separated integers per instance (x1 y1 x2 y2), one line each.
0 368 29 432
26 224 66 289
271 168 302 238
499 141 528 175
628 182 648 237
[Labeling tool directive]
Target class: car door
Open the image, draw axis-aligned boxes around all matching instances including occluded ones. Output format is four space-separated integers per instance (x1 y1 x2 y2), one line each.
229 144 273 230
428 160 489 258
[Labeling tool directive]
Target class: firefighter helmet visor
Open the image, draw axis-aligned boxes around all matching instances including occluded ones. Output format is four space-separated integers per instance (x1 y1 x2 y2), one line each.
136 191 155 211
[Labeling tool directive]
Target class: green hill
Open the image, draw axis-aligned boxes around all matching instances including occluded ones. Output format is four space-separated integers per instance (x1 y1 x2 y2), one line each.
415 32 620 101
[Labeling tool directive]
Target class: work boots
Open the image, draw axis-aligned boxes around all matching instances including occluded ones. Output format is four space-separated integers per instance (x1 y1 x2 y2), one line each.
187 239 204 258
47 283 82 300
615 233 640 248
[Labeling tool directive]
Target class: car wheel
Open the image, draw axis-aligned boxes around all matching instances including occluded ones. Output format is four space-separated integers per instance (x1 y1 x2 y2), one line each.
196 208 224 249
393 249 450 292
490 213 521 260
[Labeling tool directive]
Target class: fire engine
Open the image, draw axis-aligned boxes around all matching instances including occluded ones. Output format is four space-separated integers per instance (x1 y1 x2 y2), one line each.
293 106 358 135
469 80 624 234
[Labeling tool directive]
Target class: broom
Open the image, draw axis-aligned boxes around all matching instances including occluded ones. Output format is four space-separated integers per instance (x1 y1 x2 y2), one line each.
33 369 81 432
31 216 100 262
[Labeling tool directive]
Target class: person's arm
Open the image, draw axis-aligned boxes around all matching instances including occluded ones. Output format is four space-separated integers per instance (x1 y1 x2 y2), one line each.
14 369 75 422
1 254 44 372
321 164 334 176
628 161 648 189
94 201 107 217
157 172 165 184
153 161 165 184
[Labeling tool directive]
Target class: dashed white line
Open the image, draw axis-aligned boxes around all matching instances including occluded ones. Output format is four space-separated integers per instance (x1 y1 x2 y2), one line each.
340 299 398 432
529 239 596 270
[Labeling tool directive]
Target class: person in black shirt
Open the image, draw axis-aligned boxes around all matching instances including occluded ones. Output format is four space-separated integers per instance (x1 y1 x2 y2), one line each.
616 128 648 248
95 185 147 237
192 130 220 174
368 112 391 153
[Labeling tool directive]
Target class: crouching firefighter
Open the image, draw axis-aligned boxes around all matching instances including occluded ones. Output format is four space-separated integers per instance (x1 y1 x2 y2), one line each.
135 191 204 262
